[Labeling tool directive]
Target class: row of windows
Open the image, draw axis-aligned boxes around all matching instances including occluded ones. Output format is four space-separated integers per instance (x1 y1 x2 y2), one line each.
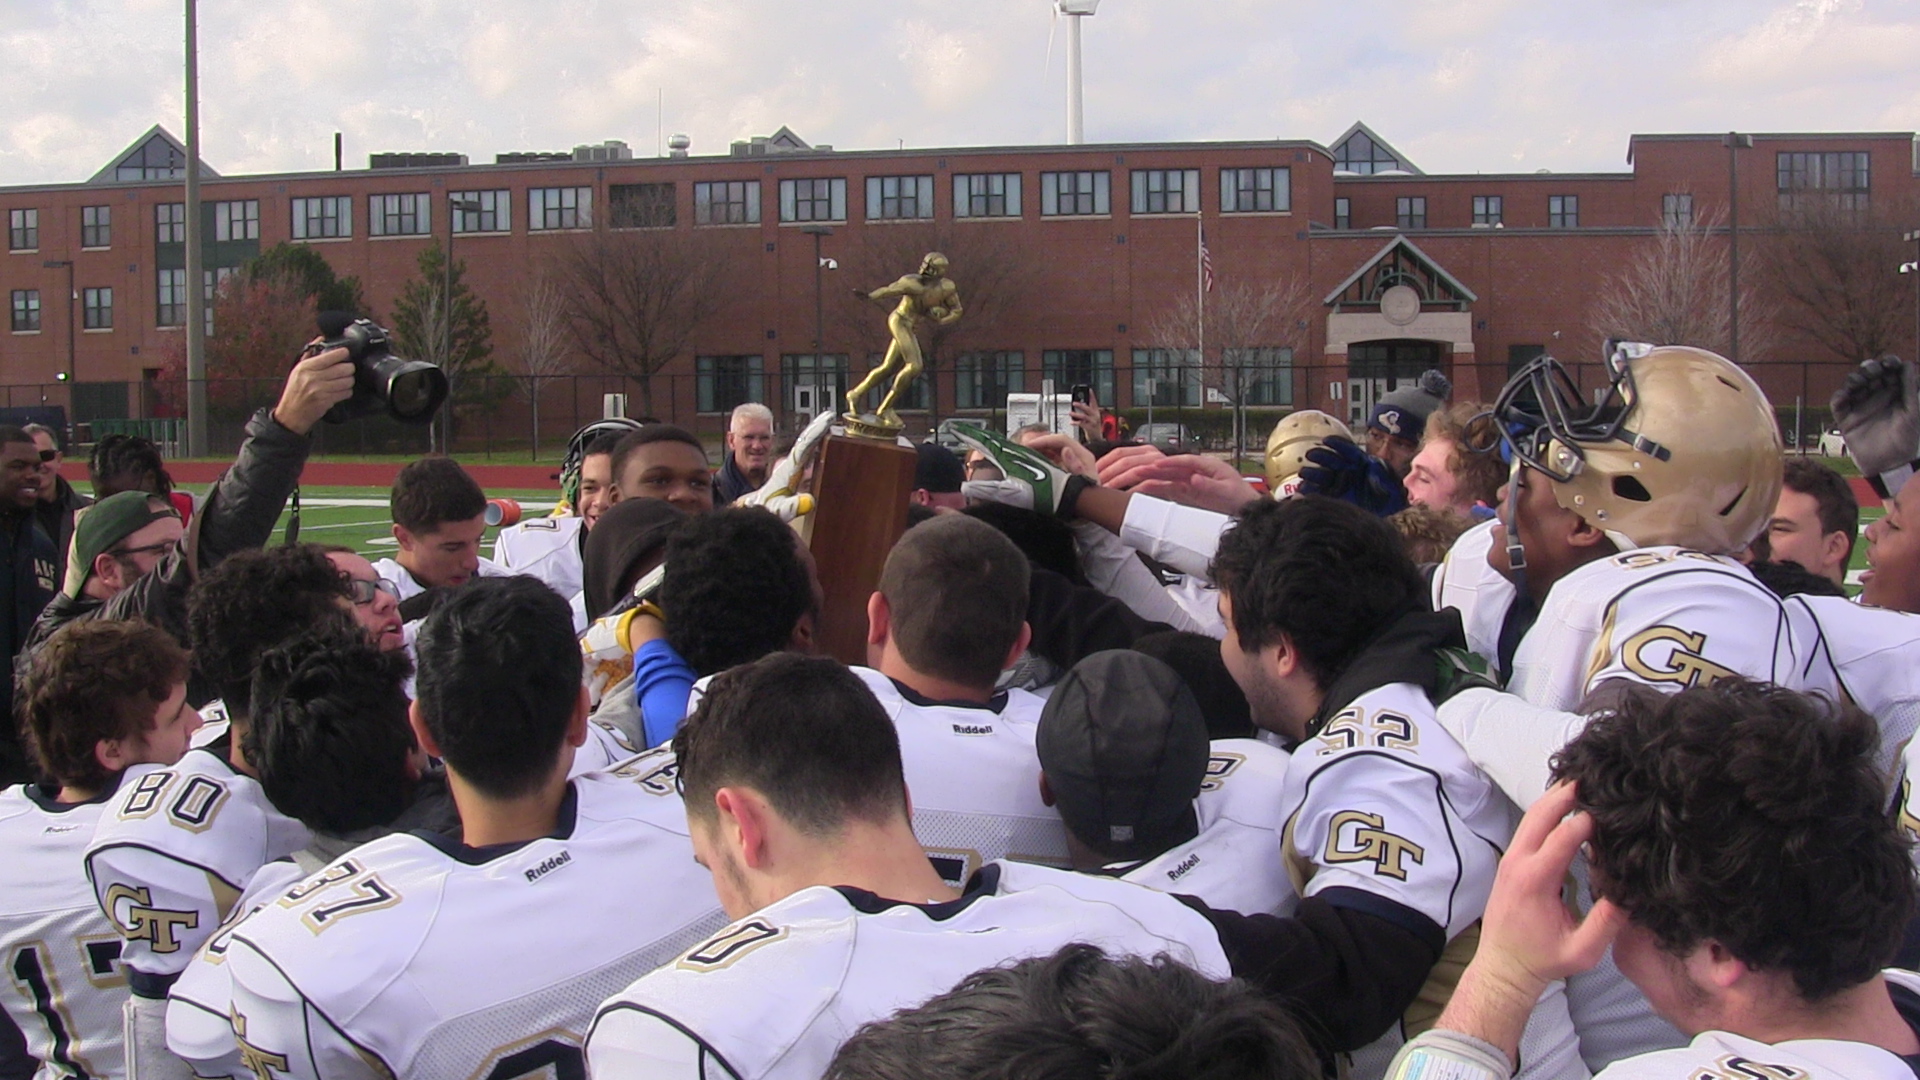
695 348 1298 415
10 288 116 332
1331 193 1584 229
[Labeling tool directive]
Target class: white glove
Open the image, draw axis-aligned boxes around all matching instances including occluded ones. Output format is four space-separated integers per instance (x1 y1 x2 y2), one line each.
1832 355 1920 495
950 422 1086 516
736 409 835 520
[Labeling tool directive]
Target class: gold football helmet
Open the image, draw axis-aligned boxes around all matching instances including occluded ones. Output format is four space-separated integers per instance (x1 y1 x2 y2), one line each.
1264 410 1353 495
1495 343 1781 554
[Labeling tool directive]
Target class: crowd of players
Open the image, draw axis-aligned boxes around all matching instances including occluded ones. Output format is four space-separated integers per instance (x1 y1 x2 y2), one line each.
4 336 1920 1080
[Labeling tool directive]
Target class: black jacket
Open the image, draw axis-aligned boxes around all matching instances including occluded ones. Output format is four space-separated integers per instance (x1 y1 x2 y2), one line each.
22 408 312 698
0 507 57 783
712 453 757 506
33 475 90 587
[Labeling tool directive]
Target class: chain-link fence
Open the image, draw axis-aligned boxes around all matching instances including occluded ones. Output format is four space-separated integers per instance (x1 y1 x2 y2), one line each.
0 357 1860 462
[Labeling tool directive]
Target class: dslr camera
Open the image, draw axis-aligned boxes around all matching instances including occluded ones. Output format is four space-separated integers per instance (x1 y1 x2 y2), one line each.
305 313 449 424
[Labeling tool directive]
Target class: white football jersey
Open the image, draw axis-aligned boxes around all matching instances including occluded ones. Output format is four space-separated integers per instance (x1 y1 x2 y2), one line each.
1110 738 1294 914
369 555 510 602
0 785 128 1080
569 718 643 778
1509 547 1827 712
84 745 309 986
852 667 1070 885
491 515 585 598
1279 682 1580 1080
585 860 1232 1080
166 858 310 1080
1496 548 1839 1073
1791 595 1920 779
1593 970 1920 1080
223 761 727 1080
1430 519 1515 669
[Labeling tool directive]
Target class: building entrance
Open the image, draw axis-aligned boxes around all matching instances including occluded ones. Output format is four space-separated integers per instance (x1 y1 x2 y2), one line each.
1345 340 1444 428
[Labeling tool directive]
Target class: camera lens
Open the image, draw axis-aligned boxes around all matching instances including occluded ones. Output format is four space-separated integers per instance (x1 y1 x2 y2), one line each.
388 370 438 420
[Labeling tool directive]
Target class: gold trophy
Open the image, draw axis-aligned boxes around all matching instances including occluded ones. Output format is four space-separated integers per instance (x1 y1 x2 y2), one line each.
842 252 964 439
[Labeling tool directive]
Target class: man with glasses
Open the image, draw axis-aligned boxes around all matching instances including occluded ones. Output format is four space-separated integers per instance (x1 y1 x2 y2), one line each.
323 547 405 653
20 344 355 696
25 422 90 584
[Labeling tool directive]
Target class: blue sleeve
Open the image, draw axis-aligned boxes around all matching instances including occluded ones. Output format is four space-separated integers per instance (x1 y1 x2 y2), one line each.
633 637 696 749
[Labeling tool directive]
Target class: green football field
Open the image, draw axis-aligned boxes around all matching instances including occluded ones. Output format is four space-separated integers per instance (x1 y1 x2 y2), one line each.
265 485 562 557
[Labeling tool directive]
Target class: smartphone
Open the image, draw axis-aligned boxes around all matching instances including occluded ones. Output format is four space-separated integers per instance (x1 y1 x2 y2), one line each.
1070 384 1094 407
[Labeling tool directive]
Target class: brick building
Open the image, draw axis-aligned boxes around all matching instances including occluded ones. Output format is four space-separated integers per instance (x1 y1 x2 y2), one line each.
1 122 1915 439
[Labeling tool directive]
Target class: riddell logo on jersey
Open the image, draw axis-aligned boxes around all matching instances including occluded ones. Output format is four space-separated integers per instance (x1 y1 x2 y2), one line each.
951 723 994 736
524 850 573 883
1165 853 1201 882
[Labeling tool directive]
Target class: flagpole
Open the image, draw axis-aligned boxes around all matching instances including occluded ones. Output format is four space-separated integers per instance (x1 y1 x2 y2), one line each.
1196 211 1205 420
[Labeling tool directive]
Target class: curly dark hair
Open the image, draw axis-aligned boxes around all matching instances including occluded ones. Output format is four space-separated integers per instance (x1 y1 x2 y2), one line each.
247 620 416 834
1210 497 1423 689
185 544 355 719
825 943 1317 1080
89 434 173 498
660 507 817 677
1552 679 1915 1001
18 620 192 791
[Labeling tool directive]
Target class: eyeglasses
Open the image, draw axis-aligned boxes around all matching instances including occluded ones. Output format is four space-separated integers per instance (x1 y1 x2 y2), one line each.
37 449 57 463
346 578 401 605
108 540 174 560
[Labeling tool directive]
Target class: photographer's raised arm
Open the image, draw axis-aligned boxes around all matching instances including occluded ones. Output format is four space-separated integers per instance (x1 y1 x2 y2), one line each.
92 348 355 638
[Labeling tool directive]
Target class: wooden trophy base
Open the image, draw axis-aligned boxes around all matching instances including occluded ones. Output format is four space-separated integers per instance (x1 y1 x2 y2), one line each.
806 434 917 666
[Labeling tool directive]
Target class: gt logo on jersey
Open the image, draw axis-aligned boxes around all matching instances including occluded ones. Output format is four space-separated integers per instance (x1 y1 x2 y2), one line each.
1899 778 1920 844
233 1011 289 1080
103 883 198 954
1621 626 1736 689
1200 753 1245 792
1323 811 1425 881
1689 1055 1809 1080
678 919 786 972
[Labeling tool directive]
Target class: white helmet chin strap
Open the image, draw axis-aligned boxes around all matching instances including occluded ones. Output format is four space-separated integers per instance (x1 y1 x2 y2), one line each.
1502 458 1529 575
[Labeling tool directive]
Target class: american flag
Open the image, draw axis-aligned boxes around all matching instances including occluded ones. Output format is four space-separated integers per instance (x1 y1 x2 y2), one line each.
1199 228 1215 293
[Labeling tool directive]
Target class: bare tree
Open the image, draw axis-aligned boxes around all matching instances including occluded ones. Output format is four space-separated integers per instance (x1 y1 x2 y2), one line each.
1589 207 1775 361
1763 194 1917 363
514 271 574 454
833 222 1039 423
1147 276 1312 461
553 229 728 416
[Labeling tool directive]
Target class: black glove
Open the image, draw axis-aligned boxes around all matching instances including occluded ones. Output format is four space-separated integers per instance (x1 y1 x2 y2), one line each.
1298 436 1408 516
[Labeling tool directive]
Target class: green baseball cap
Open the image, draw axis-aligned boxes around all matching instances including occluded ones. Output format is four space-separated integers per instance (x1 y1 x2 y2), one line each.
64 491 180 599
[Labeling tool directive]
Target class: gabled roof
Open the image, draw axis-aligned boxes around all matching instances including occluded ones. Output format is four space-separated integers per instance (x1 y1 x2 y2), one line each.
87 125 220 185
1328 121 1423 176
766 126 812 151
1323 234 1478 306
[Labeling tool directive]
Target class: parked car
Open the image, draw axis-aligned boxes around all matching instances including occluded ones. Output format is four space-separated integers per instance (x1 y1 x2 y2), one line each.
1136 423 1198 451
1817 428 1847 457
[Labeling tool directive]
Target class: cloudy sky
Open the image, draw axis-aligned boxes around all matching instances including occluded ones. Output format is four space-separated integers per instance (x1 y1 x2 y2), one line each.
4 0 1917 185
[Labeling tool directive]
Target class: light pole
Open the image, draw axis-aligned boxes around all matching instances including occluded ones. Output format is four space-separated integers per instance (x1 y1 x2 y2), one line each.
1904 229 1920 363
802 225 834 424
1724 132 1752 363
43 259 75 445
442 196 483 453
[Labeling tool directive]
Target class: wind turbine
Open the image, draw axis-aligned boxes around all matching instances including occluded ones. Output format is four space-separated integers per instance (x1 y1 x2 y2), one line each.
1055 0 1101 145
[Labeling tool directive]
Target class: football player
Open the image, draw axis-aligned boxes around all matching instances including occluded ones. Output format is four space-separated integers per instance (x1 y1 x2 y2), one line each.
2 621 198 1080
223 577 726 1080
493 419 640 620
584 653 1232 1080
856 514 1069 884
86 546 360 1080
1194 497 1579 1079
1035 650 1294 914
371 457 507 602
1431 343 1834 1071
1388 681 1918 1080
165 622 442 1079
